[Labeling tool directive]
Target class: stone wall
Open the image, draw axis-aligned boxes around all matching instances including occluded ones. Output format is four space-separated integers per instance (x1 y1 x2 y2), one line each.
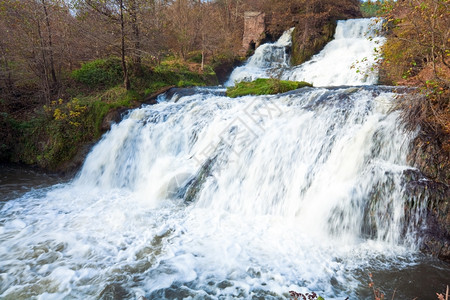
241 12 265 55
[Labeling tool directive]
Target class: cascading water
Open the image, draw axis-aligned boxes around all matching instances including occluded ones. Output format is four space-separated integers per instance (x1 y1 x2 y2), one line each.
226 28 294 86
0 19 447 300
282 18 385 86
227 18 385 87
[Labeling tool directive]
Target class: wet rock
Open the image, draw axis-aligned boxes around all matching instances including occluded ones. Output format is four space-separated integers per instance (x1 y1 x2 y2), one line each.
98 283 131 300
148 284 214 300
184 157 215 203
164 87 199 102
251 289 284 300
101 108 129 132
291 22 336 66
217 280 233 289
213 57 244 84
143 85 176 104
56 142 95 176
421 194 450 262
289 1 362 66
408 134 450 184
404 123 449 262
403 169 450 262
362 165 449 262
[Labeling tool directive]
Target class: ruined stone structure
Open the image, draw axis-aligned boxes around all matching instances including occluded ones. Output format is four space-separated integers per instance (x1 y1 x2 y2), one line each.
241 12 265 55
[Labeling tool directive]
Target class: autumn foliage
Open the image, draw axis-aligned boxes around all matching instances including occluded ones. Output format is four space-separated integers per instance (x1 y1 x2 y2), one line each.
380 0 449 183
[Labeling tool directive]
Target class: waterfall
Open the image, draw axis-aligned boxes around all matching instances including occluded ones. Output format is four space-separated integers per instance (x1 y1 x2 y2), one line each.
227 18 385 87
0 19 433 300
74 85 415 244
283 18 385 86
226 28 294 86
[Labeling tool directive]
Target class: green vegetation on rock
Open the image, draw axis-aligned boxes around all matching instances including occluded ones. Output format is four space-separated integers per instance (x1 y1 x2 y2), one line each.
226 78 312 98
378 0 449 261
379 0 449 185
1 56 217 171
3 89 139 170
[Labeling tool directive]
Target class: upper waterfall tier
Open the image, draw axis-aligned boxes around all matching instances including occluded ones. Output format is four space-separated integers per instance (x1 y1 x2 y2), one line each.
226 28 294 86
227 18 385 87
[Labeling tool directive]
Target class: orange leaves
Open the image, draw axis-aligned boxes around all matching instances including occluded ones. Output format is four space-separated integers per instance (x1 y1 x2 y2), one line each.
436 285 449 300
368 273 386 300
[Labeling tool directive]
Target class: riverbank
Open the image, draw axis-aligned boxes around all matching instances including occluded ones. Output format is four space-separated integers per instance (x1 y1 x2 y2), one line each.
374 0 449 261
0 57 219 174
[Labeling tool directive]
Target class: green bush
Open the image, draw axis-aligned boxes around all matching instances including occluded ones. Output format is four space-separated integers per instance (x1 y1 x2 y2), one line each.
71 58 123 88
226 78 312 98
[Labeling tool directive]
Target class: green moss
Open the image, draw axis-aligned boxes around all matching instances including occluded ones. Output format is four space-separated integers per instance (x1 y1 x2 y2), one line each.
138 60 217 95
226 78 312 98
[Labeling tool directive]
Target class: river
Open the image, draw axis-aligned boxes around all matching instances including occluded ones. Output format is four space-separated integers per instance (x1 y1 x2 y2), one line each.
0 18 449 299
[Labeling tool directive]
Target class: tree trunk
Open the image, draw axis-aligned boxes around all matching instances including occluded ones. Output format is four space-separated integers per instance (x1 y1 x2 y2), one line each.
36 19 51 103
119 0 130 90
0 44 13 94
201 49 204 71
41 0 57 88
129 0 141 71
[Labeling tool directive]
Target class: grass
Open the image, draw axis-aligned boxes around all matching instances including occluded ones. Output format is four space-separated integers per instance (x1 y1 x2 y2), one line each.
226 78 312 98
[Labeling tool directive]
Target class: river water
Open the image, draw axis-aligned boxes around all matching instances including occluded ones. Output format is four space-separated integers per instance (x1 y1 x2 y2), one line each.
1 18 449 299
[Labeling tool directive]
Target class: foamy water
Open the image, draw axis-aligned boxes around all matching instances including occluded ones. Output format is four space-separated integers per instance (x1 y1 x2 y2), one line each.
0 18 444 300
0 86 424 299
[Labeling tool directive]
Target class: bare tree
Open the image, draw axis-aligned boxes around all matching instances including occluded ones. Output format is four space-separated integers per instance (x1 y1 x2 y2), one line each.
41 0 58 87
82 0 131 89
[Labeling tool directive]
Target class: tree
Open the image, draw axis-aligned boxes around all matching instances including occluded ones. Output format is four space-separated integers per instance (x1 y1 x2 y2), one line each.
119 0 130 89
81 0 131 89
381 0 449 183
128 0 141 70
0 0 60 102
41 0 58 88
382 0 449 82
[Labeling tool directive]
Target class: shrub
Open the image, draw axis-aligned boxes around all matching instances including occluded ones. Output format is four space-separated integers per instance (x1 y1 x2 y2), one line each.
71 58 123 88
40 98 90 166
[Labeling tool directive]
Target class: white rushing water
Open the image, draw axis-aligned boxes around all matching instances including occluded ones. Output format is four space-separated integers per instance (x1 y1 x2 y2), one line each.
0 87 420 299
227 18 385 87
226 28 294 86
0 19 429 299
